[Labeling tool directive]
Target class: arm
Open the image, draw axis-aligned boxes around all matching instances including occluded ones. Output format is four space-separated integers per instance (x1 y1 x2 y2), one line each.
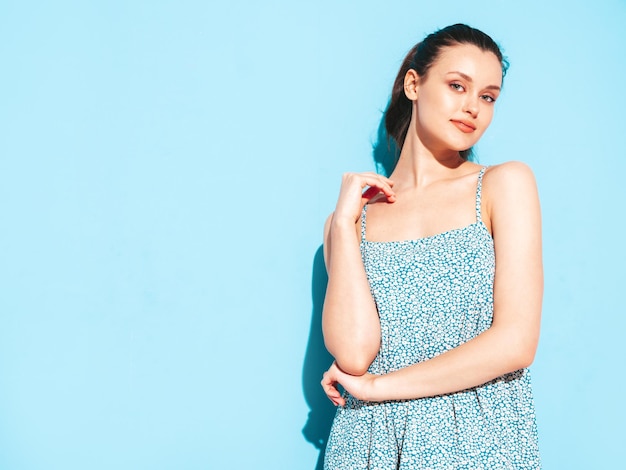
322 173 395 376
322 162 542 403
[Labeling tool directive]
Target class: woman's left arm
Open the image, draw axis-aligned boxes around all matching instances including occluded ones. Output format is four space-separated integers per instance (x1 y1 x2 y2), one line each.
322 162 543 405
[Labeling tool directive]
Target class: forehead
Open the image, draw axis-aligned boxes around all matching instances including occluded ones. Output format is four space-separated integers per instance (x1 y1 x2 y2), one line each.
432 44 503 85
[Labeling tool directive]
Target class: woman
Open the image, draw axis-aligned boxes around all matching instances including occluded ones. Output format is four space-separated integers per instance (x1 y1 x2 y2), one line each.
321 24 542 469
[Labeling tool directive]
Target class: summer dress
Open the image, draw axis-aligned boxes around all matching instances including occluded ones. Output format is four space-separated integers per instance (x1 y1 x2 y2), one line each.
324 167 540 469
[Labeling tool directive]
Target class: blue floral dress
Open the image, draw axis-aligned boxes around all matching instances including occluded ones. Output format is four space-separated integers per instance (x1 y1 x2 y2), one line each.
324 168 540 469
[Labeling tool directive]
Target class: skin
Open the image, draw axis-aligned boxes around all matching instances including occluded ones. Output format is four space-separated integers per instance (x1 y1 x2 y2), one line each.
321 44 543 405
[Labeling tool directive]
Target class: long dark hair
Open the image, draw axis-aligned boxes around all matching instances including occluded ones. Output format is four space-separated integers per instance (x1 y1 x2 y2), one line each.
385 24 509 161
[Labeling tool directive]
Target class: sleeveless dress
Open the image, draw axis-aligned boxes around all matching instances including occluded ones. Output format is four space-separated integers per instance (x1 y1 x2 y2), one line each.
324 168 540 469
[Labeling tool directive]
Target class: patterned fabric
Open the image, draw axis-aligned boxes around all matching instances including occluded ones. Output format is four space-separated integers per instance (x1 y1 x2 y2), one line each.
324 168 540 469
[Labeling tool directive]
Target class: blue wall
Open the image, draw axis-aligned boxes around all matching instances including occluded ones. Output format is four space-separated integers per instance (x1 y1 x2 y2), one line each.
1 1 624 468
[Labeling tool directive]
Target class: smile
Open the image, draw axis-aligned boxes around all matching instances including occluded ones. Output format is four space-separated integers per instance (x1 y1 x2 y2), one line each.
451 120 476 133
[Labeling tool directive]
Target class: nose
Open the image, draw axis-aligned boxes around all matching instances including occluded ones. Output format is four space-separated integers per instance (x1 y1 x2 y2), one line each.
463 96 478 118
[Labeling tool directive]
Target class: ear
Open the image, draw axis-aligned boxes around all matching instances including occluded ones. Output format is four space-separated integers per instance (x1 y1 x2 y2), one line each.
404 69 420 100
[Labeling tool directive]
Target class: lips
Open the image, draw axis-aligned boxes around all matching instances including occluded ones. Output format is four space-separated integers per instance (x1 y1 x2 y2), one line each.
451 119 476 133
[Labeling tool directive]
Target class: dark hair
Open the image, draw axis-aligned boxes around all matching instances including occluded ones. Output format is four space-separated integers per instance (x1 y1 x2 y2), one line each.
385 24 509 160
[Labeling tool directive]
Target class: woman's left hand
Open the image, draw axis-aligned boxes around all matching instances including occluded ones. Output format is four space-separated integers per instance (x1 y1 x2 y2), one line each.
321 362 377 406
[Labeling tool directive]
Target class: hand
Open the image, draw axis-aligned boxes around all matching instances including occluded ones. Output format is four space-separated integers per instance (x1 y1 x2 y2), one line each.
333 172 395 225
321 362 377 406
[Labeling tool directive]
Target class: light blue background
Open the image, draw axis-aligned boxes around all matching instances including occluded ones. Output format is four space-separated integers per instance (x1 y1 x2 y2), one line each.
1 1 624 468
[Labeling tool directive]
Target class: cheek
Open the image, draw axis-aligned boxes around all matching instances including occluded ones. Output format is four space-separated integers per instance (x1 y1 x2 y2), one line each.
420 90 453 114
479 108 495 130
415 93 448 126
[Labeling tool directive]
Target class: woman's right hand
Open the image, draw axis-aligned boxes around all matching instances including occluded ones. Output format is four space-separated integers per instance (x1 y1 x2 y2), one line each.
332 172 396 226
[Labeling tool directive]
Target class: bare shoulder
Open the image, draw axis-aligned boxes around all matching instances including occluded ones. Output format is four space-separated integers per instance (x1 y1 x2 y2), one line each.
483 161 537 193
482 162 540 232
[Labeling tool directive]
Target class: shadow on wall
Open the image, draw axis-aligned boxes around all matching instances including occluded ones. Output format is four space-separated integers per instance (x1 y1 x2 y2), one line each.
301 245 335 470
301 109 398 469
373 103 400 178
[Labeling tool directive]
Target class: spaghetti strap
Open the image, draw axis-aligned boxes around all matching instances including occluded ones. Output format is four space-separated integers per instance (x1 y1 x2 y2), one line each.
475 167 487 222
360 205 368 241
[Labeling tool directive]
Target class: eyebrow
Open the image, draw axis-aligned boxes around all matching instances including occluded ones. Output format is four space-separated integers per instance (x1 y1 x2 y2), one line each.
447 71 501 91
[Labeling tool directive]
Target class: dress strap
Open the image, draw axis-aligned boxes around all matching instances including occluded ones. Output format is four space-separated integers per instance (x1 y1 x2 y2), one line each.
475 167 488 222
360 205 368 241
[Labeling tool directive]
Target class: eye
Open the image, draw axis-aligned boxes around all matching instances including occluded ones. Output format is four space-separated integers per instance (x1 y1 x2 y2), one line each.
449 82 465 92
481 94 496 103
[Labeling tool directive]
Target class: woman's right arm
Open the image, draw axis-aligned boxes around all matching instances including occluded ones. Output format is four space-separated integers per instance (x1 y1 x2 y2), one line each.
321 172 395 376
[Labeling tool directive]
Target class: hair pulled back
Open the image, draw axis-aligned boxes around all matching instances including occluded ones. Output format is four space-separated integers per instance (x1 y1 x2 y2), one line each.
385 24 508 160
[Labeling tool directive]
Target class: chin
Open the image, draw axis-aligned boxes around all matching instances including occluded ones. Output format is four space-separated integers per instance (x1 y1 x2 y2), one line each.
450 136 481 152
447 142 475 153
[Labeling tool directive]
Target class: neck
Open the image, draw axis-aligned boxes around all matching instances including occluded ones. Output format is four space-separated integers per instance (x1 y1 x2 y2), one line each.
390 131 466 188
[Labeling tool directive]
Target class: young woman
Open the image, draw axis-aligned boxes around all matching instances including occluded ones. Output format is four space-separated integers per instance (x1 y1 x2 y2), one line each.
320 24 542 469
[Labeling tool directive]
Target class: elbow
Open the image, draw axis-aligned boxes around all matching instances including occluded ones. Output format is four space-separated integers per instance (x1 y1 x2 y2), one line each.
323 329 380 376
492 324 539 372
334 356 373 376
508 351 534 371
326 343 377 376
505 340 538 371
517 347 537 369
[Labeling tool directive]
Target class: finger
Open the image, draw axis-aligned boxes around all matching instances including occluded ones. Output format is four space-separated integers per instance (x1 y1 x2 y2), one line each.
361 186 380 201
330 391 345 407
321 376 338 393
341 173 396 206
360 176 396 201
321 375 340 394
321 378 337 397
322 383 340 401
321 372 334 386
327 389 343 406
345 173 394 193
358 175 394 192
321 379 345 406
361 183 396 203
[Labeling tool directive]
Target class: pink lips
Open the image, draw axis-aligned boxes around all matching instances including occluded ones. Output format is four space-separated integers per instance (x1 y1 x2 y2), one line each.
451 120 476 133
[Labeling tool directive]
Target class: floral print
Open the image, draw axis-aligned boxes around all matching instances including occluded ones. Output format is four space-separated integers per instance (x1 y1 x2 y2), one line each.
324 168 540 469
